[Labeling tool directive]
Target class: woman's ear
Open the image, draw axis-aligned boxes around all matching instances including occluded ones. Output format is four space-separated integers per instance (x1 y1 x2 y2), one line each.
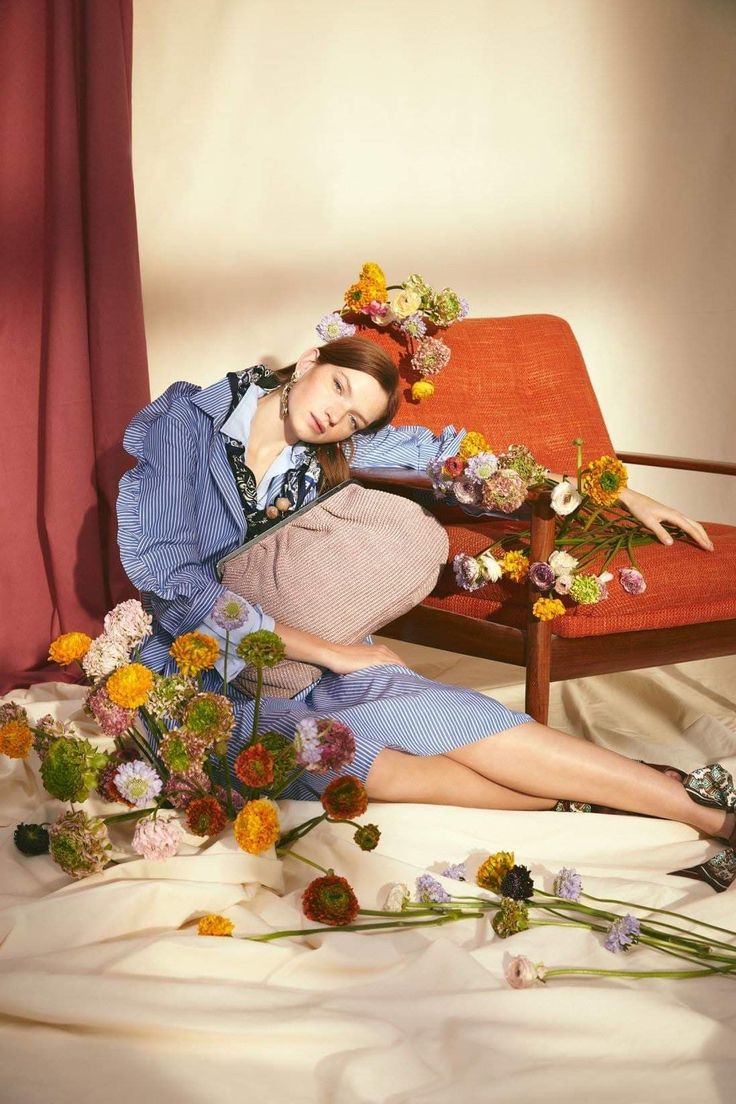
295 347 320 375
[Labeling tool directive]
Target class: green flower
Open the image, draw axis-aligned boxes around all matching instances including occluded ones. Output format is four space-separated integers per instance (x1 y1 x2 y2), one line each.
491 897 530 939
255 730 297 790
40 736 109 803
147 674 198 723
183 692 234 743
236 630 286 669
48 810 111 879
430 287 462 327
14 822 50 856
159 729 209 774
497 444 546 486
353 823 381 852
569 574 602 605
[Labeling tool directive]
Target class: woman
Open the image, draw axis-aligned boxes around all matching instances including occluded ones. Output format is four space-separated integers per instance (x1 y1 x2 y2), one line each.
117 336 736 890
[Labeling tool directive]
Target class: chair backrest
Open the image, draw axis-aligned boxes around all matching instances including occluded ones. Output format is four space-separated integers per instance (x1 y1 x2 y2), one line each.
354 315 615 474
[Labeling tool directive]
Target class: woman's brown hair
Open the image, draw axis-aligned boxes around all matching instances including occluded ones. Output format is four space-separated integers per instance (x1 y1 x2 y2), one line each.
275 337 401 489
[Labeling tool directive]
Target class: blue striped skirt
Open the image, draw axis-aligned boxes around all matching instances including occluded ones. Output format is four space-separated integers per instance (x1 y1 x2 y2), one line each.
223 663 532 799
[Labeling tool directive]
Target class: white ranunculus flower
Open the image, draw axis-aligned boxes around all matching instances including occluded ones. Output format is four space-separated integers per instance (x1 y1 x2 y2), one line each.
550 479 582 517
477 550 503 582
554 574 574 595
505 954 547 989
383 883 411 912
390 288 422 319
548 549 579 577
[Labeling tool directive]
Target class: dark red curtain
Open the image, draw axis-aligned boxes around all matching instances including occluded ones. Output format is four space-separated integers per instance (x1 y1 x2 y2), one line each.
0 0 150 693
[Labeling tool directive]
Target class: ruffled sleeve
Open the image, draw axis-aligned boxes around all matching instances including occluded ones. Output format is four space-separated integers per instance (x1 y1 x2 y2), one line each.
349 422 467 470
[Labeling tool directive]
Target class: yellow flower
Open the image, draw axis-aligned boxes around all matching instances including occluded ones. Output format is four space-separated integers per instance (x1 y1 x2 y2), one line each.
169 632 220 677
411 380 435 402
581 455 628 507
197 913 235 937
500 550 529 583
106 663 154 709
458 431 489 460
360 262 386 286
390 288 422 319
0 720 34 759
48 632 92 666
477 851 515 892
343 278 387 313
233 798 280 854
532 596 566 622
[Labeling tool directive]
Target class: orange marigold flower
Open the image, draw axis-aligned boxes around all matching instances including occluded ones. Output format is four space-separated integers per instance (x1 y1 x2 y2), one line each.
458 431 489 460
477 851 515 892
48 632 93 666
411 380 435 402
532 597 566 622
234 743 275 788
500 550 529 583
0 720 34 759
186 795 228 837
106 663 154 709
233 798 280 854
581 455 628 507
360 262 386 286
343 278 387 314
197 913 234 937
320 775 369 820
302 874 360 926
169 632 220 677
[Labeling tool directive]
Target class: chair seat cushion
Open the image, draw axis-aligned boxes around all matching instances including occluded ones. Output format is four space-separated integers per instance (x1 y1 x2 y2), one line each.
422 521 736 637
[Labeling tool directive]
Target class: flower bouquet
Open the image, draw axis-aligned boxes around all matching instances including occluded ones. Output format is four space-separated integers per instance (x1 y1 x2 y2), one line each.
431 432 691 619
3 599 379 880
316 261 469 401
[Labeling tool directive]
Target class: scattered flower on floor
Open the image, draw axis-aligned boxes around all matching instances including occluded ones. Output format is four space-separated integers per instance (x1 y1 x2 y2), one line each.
441 862 467 881
353 823 381 851
553 866 583 902
302 874 360 926
411 380 435 401
505 955 548 988
604 914 641 953
197 913 235 937
416 873 451 904
492 897 530 938
476 851 515 892
500 864 535 901
618 567 647 595
383 883 411 912
13 822 50 856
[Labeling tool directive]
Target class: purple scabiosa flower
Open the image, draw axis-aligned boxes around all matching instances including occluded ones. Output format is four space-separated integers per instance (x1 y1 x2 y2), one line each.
292 718 322 767
441 862 467 881
114 760 163 808
452 476 482 506
212 591 250 631
481 470 527 513
604 913 641 953
505 955 547 988
416 874 452 904
411 336 451 377
87 685 136 738
399 312 427 339
458 296 470 320
132 816 184 860
552 866 583 901
529 561 556 590
618 567 647 595
316 313 357 342
466 451 499 480
453 552 485 592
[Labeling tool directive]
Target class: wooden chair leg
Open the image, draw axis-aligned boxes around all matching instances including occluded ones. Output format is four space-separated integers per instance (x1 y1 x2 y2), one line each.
525 619 552 724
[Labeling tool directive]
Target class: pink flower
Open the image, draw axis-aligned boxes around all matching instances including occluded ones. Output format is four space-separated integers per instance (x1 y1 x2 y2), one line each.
87 685 136 737
411 336 451 377
618 567 647 595
294 718 356 774
132 816 184 861
505 955 547 989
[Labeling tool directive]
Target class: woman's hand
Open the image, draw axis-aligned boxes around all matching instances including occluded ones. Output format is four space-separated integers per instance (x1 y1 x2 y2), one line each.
324 642 408 675
619 488 714 551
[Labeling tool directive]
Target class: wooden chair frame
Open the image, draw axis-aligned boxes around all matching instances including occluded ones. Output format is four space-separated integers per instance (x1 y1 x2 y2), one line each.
352 452 736 725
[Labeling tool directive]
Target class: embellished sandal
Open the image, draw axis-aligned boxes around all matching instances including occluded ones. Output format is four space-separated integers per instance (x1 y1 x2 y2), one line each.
683 763 736 812
669 847 736 894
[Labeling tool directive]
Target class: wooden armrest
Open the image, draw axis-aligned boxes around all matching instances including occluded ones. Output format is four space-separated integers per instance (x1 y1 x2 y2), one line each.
616 452 736 477
349 467 433 490
349 466 534 524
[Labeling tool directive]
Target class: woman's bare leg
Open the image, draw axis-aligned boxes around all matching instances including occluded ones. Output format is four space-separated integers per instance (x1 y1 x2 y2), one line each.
443 721 734 838
366 747 557 810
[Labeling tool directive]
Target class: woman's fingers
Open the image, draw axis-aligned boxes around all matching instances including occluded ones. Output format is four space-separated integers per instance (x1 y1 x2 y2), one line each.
649 513 714 551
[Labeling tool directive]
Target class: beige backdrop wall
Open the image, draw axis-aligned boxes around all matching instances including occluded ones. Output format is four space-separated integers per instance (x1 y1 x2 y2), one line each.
131 0 736 523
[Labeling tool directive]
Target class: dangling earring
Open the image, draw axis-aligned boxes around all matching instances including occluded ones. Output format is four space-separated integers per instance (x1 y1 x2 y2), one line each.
279 368 302 420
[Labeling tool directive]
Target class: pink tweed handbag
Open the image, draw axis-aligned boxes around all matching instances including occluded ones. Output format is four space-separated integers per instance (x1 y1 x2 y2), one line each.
217 481 449 698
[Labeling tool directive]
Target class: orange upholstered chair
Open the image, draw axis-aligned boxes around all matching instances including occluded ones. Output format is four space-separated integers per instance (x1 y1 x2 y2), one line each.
350 316 736 724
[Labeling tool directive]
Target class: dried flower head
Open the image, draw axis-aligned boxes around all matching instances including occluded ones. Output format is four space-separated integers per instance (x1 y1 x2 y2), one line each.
492 897 530 938
477 851 515 892
353 823 381 851
0 719 34 759
13 822 50 856
48 810 111 879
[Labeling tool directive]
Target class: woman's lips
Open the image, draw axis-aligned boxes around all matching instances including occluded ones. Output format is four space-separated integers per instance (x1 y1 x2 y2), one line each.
310 413 324 433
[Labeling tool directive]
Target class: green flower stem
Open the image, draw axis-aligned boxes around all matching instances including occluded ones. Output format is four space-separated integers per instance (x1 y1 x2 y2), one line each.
246 913 470 942
251 665 264 742
219 751 235 819
626 529 639 572
576 891 736 941
137 707 168 774
574 438 584 494
544 966 734 981
103 805 159 824
278 848 330 874
223 630 229 693
271 765 309 800
276 814 327 849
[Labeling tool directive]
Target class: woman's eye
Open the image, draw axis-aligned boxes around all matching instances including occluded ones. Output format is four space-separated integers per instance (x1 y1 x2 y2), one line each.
350 416 358 431
334 379 342 394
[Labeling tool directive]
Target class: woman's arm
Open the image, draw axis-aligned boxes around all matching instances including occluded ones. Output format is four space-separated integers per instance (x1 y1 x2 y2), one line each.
273 622 407 674
350 422 467 469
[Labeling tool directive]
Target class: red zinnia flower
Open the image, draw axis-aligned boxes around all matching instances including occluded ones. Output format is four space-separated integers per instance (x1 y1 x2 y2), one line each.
185 795 228 837
301 874 360 927
234 743 275 788
320 775 369 820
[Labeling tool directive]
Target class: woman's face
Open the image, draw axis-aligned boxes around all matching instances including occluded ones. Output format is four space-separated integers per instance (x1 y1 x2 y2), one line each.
286 350 390 445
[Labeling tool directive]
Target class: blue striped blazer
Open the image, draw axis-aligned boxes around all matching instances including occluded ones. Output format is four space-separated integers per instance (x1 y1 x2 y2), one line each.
117 373 466 672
